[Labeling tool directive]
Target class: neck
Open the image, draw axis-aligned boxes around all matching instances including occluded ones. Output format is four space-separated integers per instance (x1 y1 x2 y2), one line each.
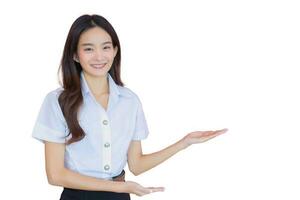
83 72 109 96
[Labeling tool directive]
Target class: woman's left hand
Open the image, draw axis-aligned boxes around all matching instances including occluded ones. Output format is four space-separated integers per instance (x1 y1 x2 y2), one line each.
180 128 228 149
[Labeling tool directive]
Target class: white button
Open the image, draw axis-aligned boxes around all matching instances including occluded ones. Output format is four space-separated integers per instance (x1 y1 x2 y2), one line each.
102 120 108 125
104 165 110 170
104 142 110 148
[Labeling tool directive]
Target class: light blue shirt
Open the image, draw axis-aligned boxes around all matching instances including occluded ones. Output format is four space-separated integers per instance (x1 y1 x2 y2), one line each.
32 72 149 179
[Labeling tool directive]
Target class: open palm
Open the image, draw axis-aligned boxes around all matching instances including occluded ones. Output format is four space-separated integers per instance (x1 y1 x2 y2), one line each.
181 128 228 147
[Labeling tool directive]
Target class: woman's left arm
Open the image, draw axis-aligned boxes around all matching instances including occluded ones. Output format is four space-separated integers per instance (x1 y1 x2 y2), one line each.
127 128 228 176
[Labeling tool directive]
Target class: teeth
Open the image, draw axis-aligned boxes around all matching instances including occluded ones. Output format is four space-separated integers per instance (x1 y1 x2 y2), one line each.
91 64 106 68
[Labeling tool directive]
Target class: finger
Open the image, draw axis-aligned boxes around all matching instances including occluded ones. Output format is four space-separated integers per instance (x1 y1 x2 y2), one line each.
146 187 165 192
205 134 220 141
202 131 216 137
215 128 228 134
135 188 150 196
190 129 227 138
192 134 220 143
207 129 227 137
207 132 225 138
139 187 153 196
198 131 220 138
190 131 214 137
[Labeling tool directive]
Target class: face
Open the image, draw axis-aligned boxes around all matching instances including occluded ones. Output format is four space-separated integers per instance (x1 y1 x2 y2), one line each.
75 27 118 78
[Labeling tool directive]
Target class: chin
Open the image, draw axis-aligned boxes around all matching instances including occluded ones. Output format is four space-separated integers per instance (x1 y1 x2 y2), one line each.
85 68 110 78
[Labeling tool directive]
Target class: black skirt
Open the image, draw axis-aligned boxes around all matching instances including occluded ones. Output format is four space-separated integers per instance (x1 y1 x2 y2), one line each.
60 187 130 200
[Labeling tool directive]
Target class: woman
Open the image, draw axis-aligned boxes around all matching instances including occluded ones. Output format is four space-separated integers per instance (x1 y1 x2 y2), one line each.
32 14 228 200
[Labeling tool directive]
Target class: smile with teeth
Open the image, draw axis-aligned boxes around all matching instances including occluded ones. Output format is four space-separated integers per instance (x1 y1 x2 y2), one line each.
91 63 106 69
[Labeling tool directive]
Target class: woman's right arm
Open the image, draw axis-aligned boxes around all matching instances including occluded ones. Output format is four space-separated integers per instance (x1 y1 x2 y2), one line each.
45 141 163 196
45 141 122 192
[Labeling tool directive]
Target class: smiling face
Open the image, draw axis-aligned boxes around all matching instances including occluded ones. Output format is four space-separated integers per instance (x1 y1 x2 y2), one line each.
75 27 118 78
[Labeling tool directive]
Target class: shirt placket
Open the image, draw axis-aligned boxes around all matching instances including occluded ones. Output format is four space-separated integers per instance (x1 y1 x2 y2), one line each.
101 114 112 173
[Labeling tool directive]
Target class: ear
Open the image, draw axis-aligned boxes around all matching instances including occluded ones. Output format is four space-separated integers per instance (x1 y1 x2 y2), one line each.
113 46 118 58
73 54 79 63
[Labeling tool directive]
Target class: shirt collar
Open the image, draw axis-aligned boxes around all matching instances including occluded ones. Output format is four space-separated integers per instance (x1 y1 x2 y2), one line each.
80 71 121 100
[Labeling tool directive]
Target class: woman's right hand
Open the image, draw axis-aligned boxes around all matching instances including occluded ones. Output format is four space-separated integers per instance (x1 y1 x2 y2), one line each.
122 181 165 196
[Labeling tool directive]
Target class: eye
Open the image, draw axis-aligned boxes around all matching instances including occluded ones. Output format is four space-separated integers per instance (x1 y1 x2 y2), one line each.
84 48 93 51
104 46 111 50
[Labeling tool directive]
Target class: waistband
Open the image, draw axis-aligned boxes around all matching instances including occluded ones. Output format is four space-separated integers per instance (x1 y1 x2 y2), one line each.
112 170 126 182
61 170 127 195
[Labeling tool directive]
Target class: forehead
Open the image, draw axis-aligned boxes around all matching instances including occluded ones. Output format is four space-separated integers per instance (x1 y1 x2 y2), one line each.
78 27 112 45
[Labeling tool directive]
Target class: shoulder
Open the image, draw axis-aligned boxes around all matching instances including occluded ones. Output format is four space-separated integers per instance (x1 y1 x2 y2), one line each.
40 87 66 121
117 85 145 109
40 87 64 111
44 87 64 102
117 86 140 100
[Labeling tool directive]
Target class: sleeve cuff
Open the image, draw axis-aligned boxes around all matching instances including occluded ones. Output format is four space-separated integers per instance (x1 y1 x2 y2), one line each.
32 123 66 144
132 130 149 141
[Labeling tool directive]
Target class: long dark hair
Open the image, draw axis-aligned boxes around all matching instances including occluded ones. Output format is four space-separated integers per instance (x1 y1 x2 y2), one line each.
58 14 123 145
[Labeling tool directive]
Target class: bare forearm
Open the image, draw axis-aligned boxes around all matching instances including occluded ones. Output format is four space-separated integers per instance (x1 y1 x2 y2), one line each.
49 168 123 192
136 139 186 175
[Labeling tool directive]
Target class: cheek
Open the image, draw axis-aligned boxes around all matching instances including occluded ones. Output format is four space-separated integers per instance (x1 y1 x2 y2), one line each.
78 52 91 63
105 52 116 61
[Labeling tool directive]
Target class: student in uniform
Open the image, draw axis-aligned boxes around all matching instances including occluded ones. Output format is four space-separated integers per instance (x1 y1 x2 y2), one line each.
32 14 228 200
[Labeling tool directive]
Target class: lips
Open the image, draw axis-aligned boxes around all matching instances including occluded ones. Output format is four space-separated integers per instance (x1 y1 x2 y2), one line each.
91 63 106 69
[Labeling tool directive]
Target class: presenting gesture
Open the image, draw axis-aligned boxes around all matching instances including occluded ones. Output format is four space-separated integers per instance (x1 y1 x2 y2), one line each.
122 181 165 196
180 128 228 148
34 13 229 199
126 128 228 196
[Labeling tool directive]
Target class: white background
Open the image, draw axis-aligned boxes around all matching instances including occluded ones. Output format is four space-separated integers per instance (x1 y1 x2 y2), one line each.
0 0 299 199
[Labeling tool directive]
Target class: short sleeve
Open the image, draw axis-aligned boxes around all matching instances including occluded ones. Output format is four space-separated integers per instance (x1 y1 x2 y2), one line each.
132 96 149 141
32 90 68 144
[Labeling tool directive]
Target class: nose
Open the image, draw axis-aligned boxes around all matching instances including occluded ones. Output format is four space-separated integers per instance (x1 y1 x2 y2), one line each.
93 48 105 60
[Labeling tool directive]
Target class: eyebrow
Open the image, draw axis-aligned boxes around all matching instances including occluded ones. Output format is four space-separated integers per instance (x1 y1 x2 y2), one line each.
81 41 112 46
